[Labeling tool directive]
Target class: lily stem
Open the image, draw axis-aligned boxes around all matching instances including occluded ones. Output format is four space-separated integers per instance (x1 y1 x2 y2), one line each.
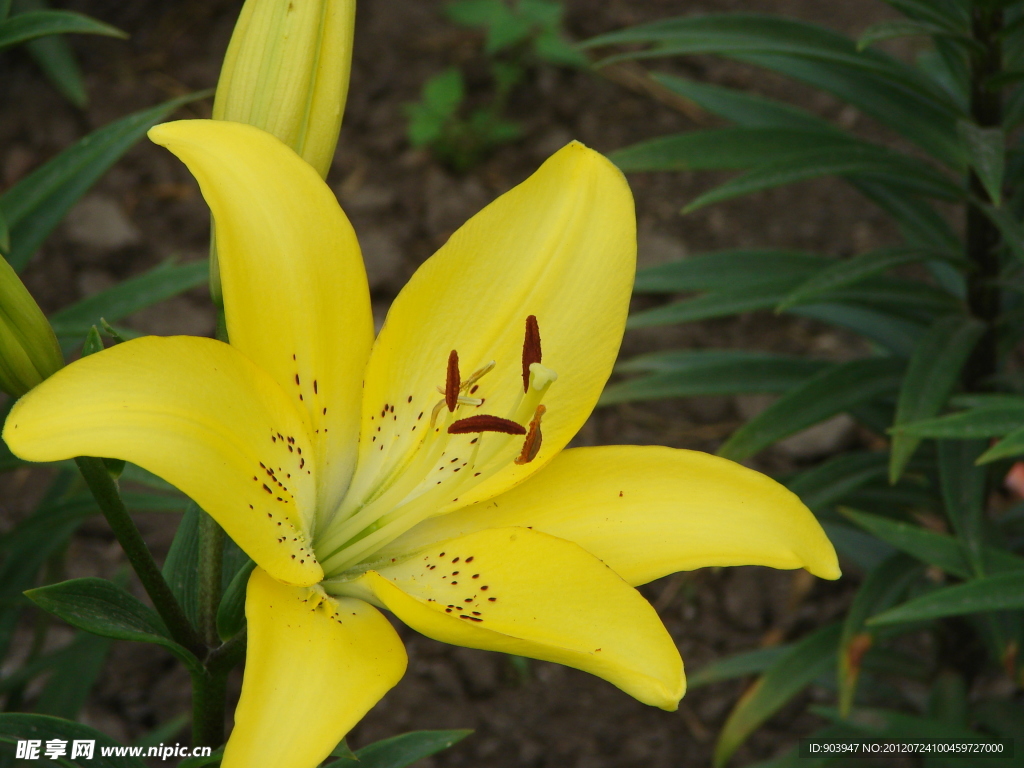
74 456 203 655
190 667 228 750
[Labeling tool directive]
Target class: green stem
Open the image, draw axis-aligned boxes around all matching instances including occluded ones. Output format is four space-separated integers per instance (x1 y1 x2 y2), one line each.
75 456 203 655
964 5 1003 389
190 668 228 749
197 511 225 647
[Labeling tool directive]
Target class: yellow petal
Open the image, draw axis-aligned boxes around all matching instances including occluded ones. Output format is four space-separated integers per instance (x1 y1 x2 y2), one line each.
382 446 841 584
3 336 322 586
224 568 407 768
149 119 373 525
322 143 635 564
338 527 683 709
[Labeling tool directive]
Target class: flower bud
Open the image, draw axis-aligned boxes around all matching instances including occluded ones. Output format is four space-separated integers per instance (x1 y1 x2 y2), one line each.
0 257 63 398
213 0 356 179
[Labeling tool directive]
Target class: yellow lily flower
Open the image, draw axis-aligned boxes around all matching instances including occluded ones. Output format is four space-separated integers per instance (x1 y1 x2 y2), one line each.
3 120 839 768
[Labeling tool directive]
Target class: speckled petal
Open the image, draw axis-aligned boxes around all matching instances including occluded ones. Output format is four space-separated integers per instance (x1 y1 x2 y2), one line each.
3 336 322 586
223 568 407 768
380 446 841 584
336 526 683 709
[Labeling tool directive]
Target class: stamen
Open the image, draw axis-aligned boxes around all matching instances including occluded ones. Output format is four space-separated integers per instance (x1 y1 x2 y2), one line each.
463 360 496 390
445 350 460 412
449 415 526 435
515 405 546 464
522 315 542 393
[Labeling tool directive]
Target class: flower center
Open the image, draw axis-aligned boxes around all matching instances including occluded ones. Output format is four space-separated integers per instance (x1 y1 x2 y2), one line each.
313 316 557 577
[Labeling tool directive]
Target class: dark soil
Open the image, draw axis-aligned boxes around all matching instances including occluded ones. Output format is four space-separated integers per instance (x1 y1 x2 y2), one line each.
0 0 904 765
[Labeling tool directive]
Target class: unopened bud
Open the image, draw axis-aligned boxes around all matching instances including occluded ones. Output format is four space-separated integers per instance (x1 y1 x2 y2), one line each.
213 0 356 179
0 257 63 398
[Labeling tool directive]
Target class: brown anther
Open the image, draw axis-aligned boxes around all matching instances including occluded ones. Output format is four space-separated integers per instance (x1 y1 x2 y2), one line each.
445 350 461 411
449 414 526 435
522 315 541 392
515 404 546 465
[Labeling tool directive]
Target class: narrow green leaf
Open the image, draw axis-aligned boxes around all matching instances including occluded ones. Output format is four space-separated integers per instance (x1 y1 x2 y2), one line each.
687 645 790 689
777 246 957 311
858 19 964 49
628 282 794 328
325 730 473 768
49 259 208 341
34 632 111 719
0 10 124 51
0 0 10 19
976 201 1024 264
718 357 904 462
841 508 1024 577
880 0 967 33
25 578 203 676
791 302 925 356
1 91 209 272
683 146 964 214
81 325 103 356
958 121 1005 205
600 352 828 404
609 127 855 172
822 521 896 571
894 406 1024 438
132 714 189 748
633 249 822 293
12 0 88 107
714 623 841 767
651 73 838 132
0 714 147 767
837 554 923 716
0 207 9 255
216 558 254 642
162 502 201 629
889 315 984 482
786 452 890 513
851 178 961 256
978 423 1024 463
868 571 1024 624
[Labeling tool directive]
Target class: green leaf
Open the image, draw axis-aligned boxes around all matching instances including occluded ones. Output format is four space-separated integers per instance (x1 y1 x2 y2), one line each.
741 51 965 168
851 178 961 256
162 502 201 629
958 121 1005 205
633 249 822 293
25 578 204 676
869 572 1024 624
600 351 828 404
628 282 795 328
587 14 966 166
609 127 856 172
0 207 9 255
880 0 967 33
837 554 924 716
49 259 208 342
786 451 890 514
217 558 254 641
777 246 958 311
0 91 209 272
132 714 189 748
894 405 1024 438
444 0 504 27
841 508 1024 577
532 30 588 67
0 713 147 767
858 19 965 49
683 146 964 214
889 315 984 482
714 622 841 768
791 302 925 356
651 73 838 132
12 0 88 107
975 200 1024 264
34 632 111 719
821 521 895 571
718 357 905 462
81 325 103 356
325 730 473 768
687 645 790 689
978 423 1024 463
0 9 124 51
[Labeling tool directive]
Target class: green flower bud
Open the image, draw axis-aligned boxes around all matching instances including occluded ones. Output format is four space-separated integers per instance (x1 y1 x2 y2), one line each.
213 0 356 180
0 257 63 398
